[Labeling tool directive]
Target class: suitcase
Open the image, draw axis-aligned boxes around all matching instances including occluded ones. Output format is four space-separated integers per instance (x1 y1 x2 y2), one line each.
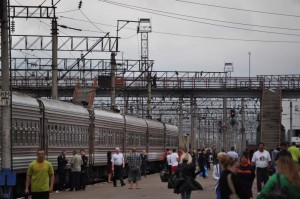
160 169 169 182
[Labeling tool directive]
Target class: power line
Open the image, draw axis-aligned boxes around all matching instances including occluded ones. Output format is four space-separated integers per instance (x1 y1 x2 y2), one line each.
152 31 300 43
60 15 300 43
96 0 300 31
56 9 79 14
98 0 300 37
79 9 105 33
176 0 300 18
60 16 119 29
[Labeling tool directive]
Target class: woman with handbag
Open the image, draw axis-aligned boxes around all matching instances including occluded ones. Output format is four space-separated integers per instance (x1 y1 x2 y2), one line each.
219 155 244 199
257 156 300 199
213 152 227 199
174 153 203 199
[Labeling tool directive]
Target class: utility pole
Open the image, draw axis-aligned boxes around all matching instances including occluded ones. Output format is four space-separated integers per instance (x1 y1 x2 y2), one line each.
241 98 246 152
51 18 58 100
190 97 196 149
179 97 183 148
222 98 227 151
1 1 16 198
111 53 116 109
290 101 293 133
248 52 251 82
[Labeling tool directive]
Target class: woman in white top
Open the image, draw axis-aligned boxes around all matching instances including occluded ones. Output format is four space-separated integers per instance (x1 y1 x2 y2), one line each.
212 152 227 199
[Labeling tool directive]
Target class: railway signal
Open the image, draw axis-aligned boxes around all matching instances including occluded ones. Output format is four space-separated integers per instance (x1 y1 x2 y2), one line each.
230 109 235 118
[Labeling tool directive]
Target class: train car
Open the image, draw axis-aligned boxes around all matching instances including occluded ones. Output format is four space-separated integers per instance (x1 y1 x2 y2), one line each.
1 93 44 195
0 93 179 197
92 109 125 177
145 118 165 171
39 98 90 169
124 115 147 156
164 123 179 151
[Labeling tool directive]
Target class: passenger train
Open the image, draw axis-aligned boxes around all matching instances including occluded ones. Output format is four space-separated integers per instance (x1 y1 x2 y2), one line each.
0 93 179 196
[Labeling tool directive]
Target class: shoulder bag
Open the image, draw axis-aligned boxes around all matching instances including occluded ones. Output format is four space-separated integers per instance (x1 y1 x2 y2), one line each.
173 167 184 187
266 174 288 199
227 174 240 199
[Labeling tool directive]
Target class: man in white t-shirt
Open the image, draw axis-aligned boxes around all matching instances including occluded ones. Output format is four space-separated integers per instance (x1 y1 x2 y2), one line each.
166 151 172 176
170 149 179 173
251 143 271 192
111 147 125 187
227 147 239 161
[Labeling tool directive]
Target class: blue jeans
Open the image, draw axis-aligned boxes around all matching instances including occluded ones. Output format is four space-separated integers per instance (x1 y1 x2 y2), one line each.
181 191 191 199
216 187 221 199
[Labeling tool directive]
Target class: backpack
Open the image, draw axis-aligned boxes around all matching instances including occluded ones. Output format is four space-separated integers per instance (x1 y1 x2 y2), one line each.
266 174 288 199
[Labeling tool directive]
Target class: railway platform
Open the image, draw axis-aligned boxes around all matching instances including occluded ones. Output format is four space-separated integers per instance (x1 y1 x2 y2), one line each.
48 170 258 199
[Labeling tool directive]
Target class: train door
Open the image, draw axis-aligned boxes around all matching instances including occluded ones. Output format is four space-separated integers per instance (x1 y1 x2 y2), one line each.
88 109 95 166
122 114 126 154
37 99 47 154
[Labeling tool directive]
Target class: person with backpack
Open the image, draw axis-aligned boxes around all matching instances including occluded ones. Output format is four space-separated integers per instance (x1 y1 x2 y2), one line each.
212 152 227 199
257 156 300 199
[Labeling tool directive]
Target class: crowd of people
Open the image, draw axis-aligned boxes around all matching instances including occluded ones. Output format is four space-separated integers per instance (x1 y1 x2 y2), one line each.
163 142 300 199
24 142 300 199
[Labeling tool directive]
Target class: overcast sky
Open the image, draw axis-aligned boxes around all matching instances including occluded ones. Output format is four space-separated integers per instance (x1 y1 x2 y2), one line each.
11 0 300 77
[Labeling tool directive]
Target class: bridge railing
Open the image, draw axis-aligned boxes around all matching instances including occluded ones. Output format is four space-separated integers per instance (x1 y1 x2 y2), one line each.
3 73 300 90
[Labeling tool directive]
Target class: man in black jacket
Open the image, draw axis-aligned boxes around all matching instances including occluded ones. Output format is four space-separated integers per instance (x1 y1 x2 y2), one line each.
197 149 207 178
57 150 68 191
80 149 89 190
275 143 292 161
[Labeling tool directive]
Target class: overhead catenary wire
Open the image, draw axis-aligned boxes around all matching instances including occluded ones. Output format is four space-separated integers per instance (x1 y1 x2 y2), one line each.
10 1 300 43
79 9 105 33
60 15 300 44
96 0 300 31
98 0 300 37
56 9 79 14
152 31 300 43
176 0 300 18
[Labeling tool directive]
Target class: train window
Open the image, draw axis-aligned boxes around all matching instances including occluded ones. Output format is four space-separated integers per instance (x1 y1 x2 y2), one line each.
52 129 55 146
109 131 112 146
128 133 131 146
111 131 114 146
12 120 17 145
117 132 121 145
106 130 109 146
67 132 70 146
98 130 101 145
100 130 103 145
108 131 111 146
81 131 84 145
79 133 82 146
128 132 131 146
141 135 144 146
136 134 140 146
28 122 32 145
103 130 106 146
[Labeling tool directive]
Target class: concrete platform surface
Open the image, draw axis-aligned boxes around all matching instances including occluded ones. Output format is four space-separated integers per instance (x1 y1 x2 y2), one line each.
48 170 257 199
